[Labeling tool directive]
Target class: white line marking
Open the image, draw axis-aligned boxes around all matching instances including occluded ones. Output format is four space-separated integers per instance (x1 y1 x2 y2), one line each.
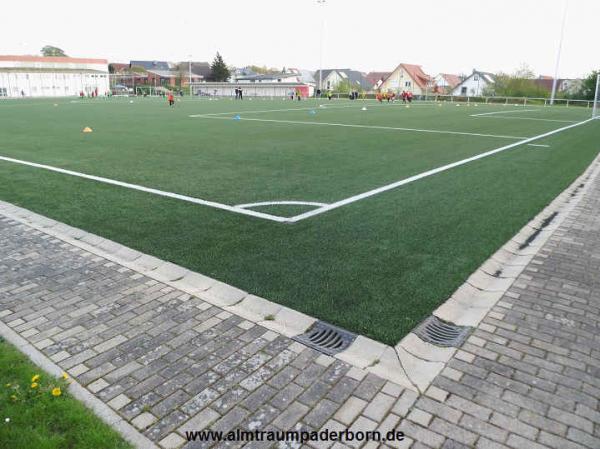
473 116 577 123
0 155 289 223
189 102 434 118
286 118 595 223
527 144 550 148
471 109 539 116
194 115 528 140
236 201 328 209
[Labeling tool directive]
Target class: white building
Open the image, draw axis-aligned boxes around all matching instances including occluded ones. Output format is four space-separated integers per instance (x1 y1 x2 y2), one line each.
0 55 109 98
451 70 495 96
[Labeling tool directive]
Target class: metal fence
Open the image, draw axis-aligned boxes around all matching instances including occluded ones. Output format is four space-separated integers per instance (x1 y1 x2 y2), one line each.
323 92 595 108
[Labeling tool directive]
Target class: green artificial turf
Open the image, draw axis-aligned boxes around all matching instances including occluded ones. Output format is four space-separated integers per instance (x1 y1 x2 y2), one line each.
0 338 132 449
0 97 598 344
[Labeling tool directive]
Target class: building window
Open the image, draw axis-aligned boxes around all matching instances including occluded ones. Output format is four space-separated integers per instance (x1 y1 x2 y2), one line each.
474 75 479 81
405 81 411 87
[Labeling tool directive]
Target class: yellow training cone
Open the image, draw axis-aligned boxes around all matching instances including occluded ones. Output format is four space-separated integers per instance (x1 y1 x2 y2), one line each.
82 127 93 133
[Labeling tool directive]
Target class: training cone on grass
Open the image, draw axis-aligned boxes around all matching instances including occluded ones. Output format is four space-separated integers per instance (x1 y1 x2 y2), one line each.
233 115 241 120
361 106 367 111
82 127 93 133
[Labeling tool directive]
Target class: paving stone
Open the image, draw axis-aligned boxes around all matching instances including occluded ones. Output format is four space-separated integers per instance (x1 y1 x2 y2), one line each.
132 412 158 430
333 396 368 426
392 389 419 417
362 393 395 422
303 399 338 428
158 432 186 449
517 410 567 436
273 401 310 429
270 382 304 409
414 397 462 425
458 414 507 443
145 410 189 441
178 408 220 434
429 418 478 447
107 393 131 410
88 378 109 393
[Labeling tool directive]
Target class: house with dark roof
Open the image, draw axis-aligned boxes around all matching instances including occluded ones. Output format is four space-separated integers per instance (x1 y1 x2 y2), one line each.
451 70 495 96
433 73 463 94
313 69 372 91
189 62 211 79
129 60 171 71
379 63 432 95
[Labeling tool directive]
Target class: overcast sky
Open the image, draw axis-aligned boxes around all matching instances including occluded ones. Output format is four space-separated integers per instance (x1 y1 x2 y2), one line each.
2 0 597 78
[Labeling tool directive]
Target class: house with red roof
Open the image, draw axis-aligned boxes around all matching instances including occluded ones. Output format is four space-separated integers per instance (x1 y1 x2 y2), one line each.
366 72 392 90
433 73 463 94
378 63 432 95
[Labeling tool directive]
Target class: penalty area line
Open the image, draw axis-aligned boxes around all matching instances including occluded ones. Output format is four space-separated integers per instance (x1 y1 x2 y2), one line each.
0 155 288 223
470 109 539 116
286 117 595 223
194 115 529 140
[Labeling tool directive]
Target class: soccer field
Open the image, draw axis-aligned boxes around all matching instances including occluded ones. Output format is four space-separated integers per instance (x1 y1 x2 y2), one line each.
1 96 599 344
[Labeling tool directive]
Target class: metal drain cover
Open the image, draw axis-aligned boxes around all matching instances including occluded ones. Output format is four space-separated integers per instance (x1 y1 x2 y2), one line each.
293 321 357 356
414 316 473 348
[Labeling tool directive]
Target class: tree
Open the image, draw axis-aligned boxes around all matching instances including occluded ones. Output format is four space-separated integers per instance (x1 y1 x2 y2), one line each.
210 53 230 82
490 66 548 98
336 80 364 94
571 71 599 100
41 46 67 57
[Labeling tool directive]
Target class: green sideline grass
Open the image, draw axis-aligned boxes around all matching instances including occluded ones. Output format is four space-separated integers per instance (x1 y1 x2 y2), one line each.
0 97 598 344
0 338 132 449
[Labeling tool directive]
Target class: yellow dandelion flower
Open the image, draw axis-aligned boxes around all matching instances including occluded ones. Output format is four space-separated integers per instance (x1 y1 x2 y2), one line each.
10 395 17 401
5 383 11 388
31 382 39 389
31 374 41 383
62 372 69 380
51 387 62 397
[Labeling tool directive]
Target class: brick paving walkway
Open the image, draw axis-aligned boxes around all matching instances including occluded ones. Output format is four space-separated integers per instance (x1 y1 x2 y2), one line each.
1 172 600 449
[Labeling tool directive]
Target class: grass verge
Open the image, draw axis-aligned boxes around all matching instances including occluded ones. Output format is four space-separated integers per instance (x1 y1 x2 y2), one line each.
0 338 132 449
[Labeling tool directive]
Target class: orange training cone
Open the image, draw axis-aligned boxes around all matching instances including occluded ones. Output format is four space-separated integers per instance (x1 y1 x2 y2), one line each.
82 127 93 133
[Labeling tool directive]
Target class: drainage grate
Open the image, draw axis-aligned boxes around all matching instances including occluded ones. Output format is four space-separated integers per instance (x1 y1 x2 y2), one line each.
414 316 473 348
293 321 357 356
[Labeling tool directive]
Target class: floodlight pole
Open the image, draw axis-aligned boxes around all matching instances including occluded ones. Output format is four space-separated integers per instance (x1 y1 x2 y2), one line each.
550 0 568 105
317 0 326 96
593 71 600 118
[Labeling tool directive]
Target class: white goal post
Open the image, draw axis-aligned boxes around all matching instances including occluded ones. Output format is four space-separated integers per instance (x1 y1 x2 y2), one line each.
593 71 600 119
